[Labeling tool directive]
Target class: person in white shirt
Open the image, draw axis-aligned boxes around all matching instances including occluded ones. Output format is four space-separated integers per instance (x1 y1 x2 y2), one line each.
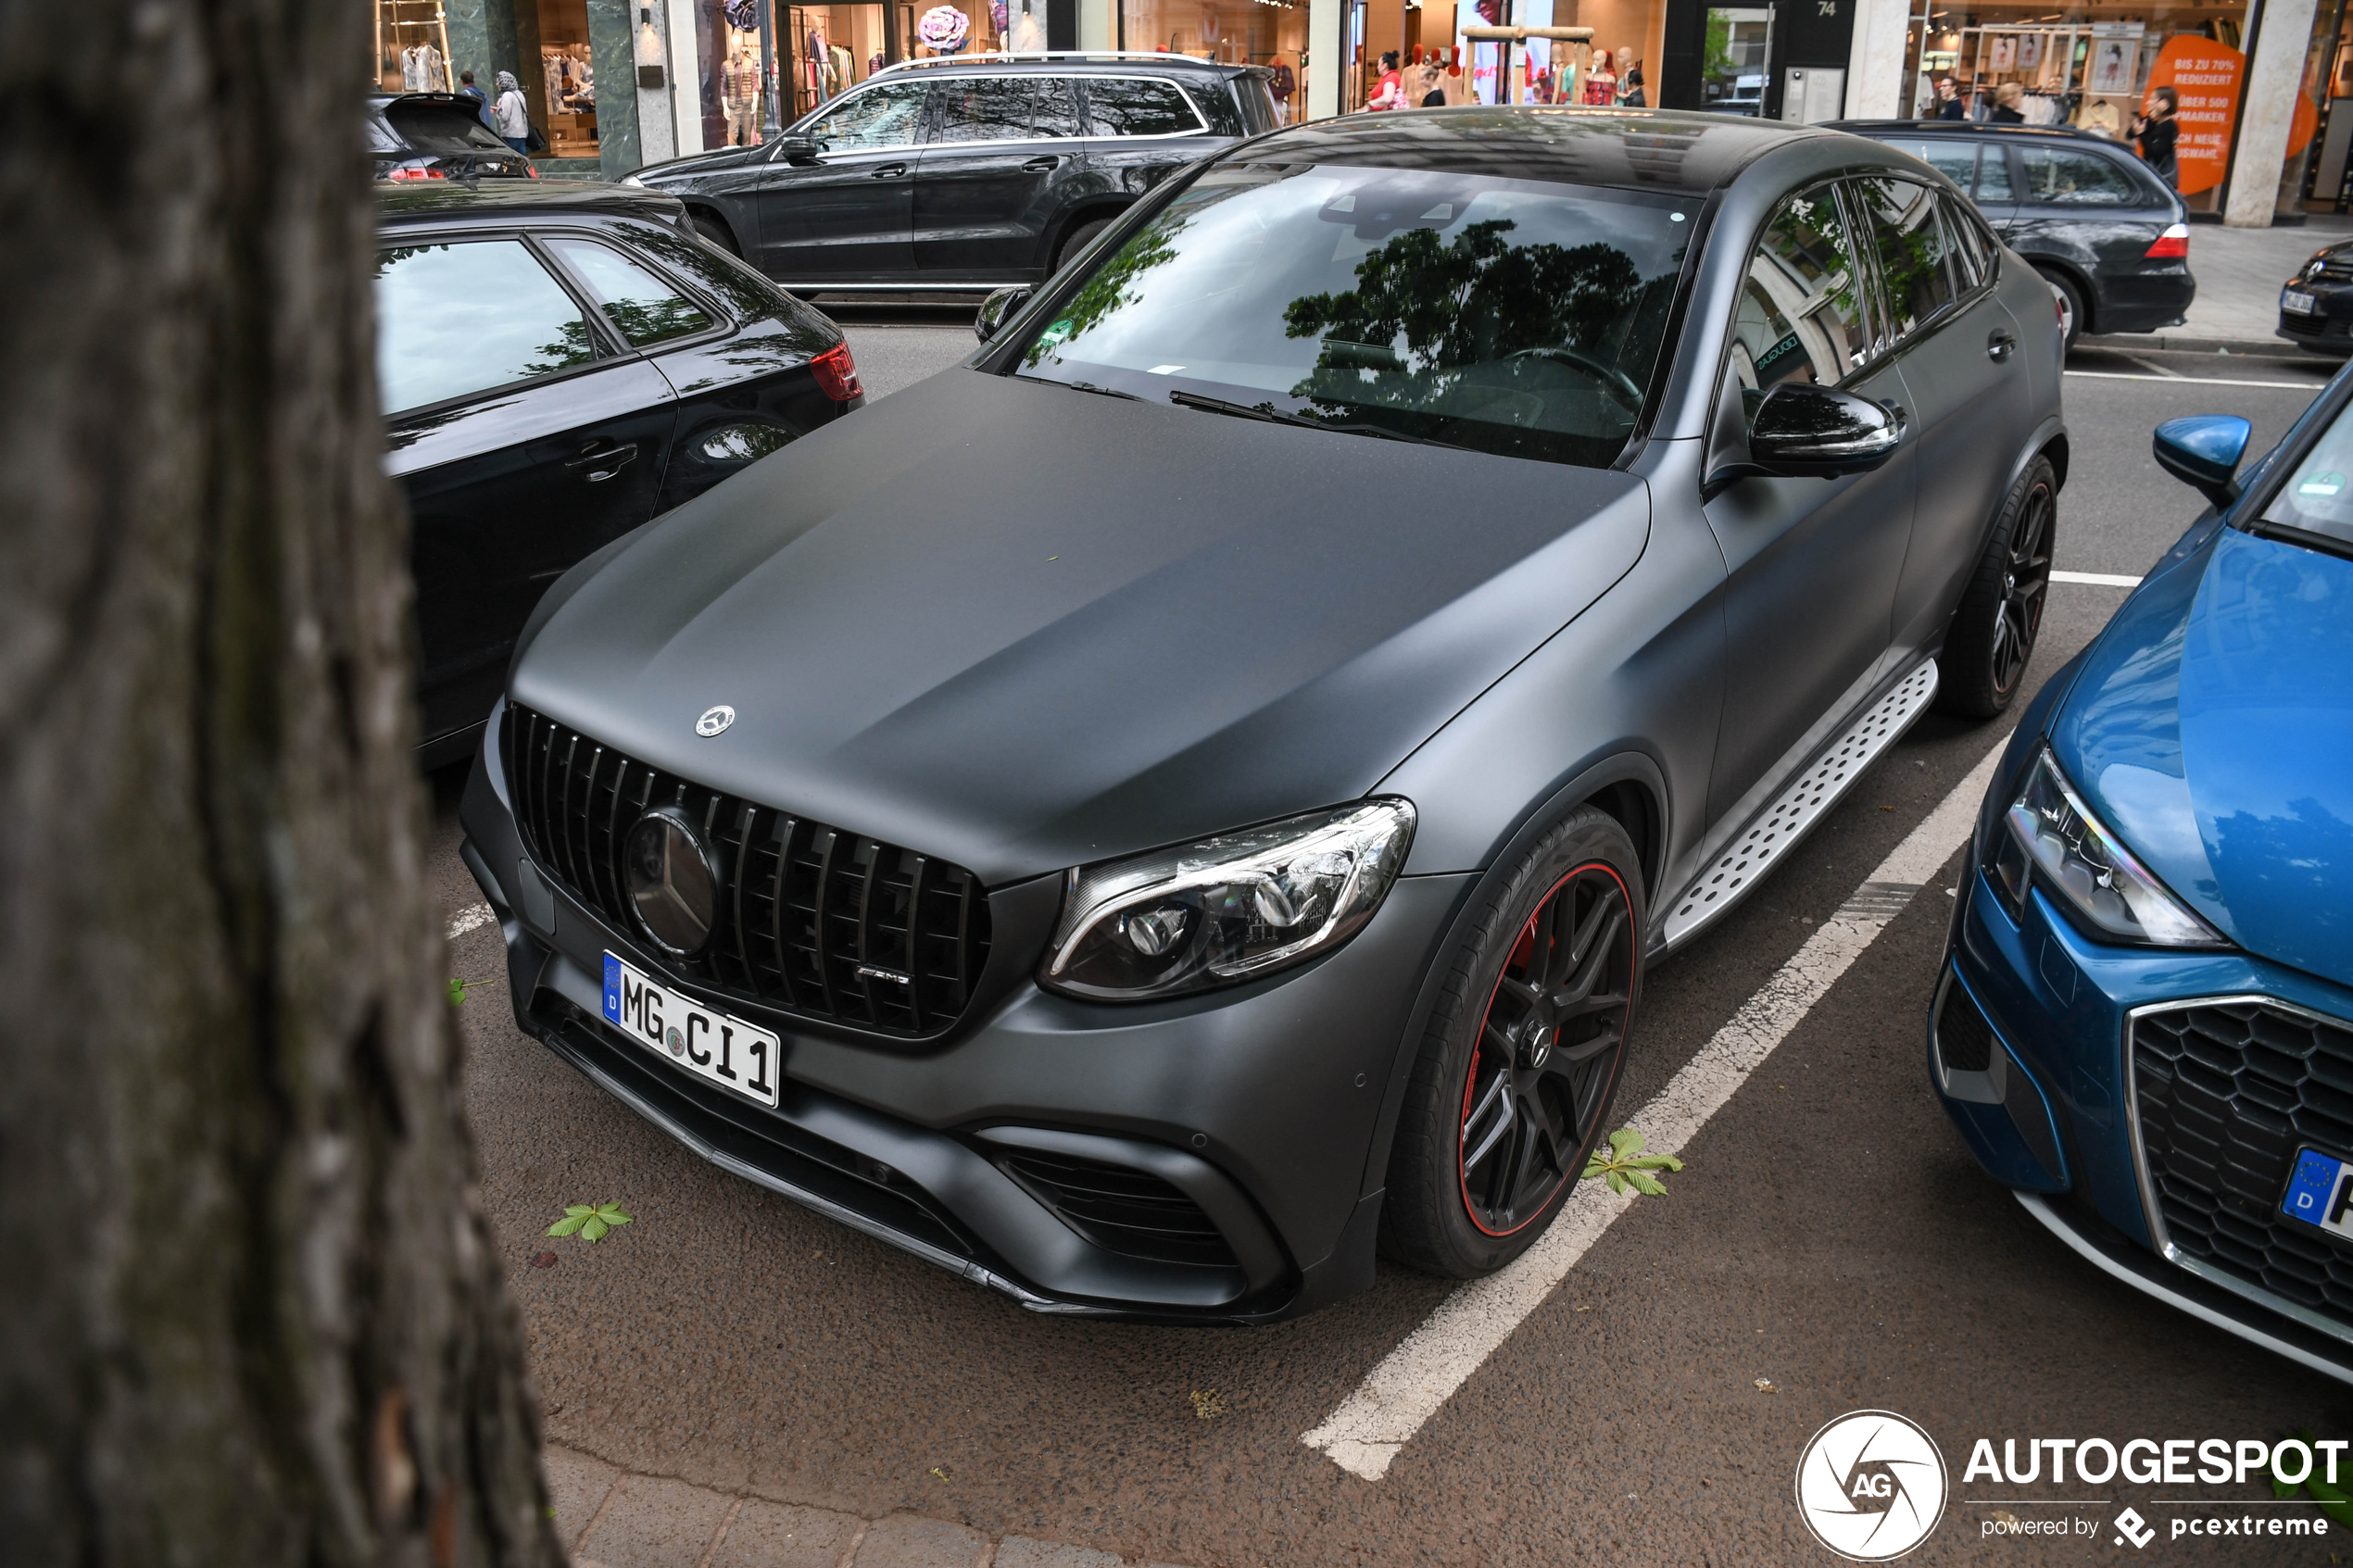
493 70 532 153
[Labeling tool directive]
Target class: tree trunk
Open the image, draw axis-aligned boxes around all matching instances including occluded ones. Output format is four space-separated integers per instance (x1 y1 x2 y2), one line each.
0 4 560 1565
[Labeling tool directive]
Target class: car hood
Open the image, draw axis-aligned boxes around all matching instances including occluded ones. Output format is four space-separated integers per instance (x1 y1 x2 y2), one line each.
510 370 1650 885
2050 525 2353 987
634 144 766 182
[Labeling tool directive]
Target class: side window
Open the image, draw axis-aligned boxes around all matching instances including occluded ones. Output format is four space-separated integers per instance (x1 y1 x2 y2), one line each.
2019 147 2140 207
1850 177 1959 341
807 82 928 151
1032 78 1083 138
1941 196 1992 288
1083 78 1202 137
1193 80 1247 137
373 238 601 415
930 77 1035 143
544 237 714 346
1974 144 2014 201
1883 137 1979 194
1727 185 1873 422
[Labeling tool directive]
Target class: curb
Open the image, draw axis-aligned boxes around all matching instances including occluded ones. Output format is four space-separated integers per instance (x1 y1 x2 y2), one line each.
2078 330 2345 359
547 1444 1200 1568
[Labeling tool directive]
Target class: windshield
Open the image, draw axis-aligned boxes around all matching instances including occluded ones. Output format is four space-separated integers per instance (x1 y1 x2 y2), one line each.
1011 162 1697 467
2259 400 2353 557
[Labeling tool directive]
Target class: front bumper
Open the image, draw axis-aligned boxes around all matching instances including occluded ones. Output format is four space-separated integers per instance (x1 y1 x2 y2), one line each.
1934 831 2353 1378
2277 283 2353 354
460 704 1470 1322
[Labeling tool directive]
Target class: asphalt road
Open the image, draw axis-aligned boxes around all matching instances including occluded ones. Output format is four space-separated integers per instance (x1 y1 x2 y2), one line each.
427 330 2353 1565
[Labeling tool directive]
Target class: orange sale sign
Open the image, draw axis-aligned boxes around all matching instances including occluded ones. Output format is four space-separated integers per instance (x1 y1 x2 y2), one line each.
2145 36 2244 194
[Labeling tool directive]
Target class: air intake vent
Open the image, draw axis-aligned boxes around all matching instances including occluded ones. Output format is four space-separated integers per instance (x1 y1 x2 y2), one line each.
1000 1149 1239 1270
1936 980 1995 1073
505 704 990 1038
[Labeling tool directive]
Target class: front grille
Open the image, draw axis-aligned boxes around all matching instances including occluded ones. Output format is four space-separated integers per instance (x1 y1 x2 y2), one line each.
505 705 990 1037
1936 977 1995 1073
999 1150 1239 1269
2133 998 2353 1323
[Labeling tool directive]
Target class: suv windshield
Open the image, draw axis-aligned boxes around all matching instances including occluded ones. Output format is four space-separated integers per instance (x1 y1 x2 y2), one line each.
1010 162 1696 467
2259 402 2353 558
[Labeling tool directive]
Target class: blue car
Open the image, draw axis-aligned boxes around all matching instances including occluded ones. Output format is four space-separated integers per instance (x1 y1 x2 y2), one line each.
1933 371 2353 1379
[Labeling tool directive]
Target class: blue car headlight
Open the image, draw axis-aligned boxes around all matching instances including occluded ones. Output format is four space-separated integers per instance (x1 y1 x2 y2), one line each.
1990 747 2221 947
1040 799 1416 1002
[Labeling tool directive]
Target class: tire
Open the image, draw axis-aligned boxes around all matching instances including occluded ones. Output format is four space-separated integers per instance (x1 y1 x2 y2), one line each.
1380 806 1644 1278
690 213 740 257
1936 454 2057 720
1055 217 1114 274
2037 267 2085 349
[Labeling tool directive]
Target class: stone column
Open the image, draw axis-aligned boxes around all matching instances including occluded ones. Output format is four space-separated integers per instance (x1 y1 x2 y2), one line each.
1308 0 1344 118
443 0 522 91
2227 0 2322 225
588 0 644 177
1843 0 1912 119
666 0 705 157
1079 0 1114 49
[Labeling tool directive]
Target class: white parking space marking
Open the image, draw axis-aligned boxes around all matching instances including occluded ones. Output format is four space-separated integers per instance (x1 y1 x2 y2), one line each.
2051 570 2144 587
1301 732 2015 1482
447 902 496 940
2064 370 2327 391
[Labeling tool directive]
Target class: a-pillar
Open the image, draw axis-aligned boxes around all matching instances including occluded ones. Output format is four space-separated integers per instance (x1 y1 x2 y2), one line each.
1308 0 1344 119
2225 0 2322 225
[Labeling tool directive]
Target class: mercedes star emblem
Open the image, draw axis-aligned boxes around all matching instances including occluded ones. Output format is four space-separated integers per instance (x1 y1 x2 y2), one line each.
696 704 736 737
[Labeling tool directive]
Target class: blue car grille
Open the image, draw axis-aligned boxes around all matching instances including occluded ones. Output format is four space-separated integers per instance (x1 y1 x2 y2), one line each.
503 704 992 1039
2133 998 2353 1323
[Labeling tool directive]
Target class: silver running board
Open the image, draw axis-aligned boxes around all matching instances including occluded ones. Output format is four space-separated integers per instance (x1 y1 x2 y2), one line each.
1660 659 1941 950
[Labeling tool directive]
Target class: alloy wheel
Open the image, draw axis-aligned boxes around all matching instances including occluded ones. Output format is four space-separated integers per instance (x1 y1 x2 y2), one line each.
1990 481 2054 697
1457 863 1636 1235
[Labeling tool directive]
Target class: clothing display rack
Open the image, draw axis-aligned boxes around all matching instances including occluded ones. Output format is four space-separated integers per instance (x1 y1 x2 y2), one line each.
374 0 454 94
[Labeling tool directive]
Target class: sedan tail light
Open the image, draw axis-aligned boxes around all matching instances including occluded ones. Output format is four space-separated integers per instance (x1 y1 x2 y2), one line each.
2145 222 2190 259
384 164 447 182
811 343 862 401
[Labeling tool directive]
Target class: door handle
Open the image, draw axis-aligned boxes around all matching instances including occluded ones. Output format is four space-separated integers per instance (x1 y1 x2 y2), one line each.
1987 329 2018 363
566 443 637 483
871 162 907 178
1022 156 1061 171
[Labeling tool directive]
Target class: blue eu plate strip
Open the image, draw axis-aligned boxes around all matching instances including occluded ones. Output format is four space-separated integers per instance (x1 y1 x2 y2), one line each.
2284 1147 2344 1227
603 953 623 1023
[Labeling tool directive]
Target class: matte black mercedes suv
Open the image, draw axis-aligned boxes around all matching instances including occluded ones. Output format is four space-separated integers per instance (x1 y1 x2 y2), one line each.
623 52 1277 294
463 109 2066 1322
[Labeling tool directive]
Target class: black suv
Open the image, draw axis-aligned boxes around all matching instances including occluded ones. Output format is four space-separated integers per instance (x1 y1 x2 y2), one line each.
1830 120 2193 347
625 52 1277 293
370 92 538 182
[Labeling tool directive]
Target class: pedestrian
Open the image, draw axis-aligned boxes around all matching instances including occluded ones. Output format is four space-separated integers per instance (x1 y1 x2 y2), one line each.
2133 85 2180 189
1990 82 2026 122
492 70 533 154
1365 51 1403 111
1932 75 1968 120
454 68 495 131
1418 61 1446 107
1619 55 1645 107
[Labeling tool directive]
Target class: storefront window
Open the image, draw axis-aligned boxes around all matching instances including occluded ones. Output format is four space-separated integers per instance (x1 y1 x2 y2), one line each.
2285 0 2348 213
1902 0 2248 213
536 0 600 159
376 0 454 93
1117 0 1311 119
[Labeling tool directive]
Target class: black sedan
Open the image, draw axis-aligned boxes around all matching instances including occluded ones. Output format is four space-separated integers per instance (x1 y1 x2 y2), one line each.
375 181 862 764
369 92 537 182
460 110 2066 1321
2277 239 2353 355
1832 119 2193 347
623 54 1276 294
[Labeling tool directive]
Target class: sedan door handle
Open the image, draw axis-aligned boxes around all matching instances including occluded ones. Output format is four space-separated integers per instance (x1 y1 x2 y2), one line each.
871 162 907 178
1987 328 2018 363
1022 156 1061 171
566 443 637 483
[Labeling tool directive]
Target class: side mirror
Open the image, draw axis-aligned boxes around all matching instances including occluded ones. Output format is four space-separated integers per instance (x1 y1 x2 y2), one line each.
975 284 1032 344
774 132 819 164
2153 414 2251 509
1705 382 1901 497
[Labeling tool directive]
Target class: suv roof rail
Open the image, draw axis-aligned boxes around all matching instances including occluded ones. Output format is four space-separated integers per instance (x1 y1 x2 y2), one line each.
870 49 1242 75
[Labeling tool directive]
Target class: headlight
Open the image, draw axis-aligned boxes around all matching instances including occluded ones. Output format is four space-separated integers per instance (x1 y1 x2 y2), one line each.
1040 799 1416 1001
1990 748 2220 947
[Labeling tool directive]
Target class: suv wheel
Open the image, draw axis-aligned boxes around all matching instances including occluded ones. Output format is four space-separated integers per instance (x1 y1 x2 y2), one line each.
690 214 740 257
1937 455 2056 718
1055 217 1114 274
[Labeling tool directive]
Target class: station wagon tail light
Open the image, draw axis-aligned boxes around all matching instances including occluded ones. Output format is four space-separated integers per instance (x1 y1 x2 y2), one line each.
810 343 862 401
385 164 447 181
2145 223 2190 259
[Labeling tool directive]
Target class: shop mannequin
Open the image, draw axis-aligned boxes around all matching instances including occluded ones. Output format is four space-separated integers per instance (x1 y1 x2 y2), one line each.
1584 47 1616 105
724 43 761 144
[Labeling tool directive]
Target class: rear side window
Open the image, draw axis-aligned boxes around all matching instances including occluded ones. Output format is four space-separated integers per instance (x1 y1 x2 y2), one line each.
544 237 714 346
1975 144 2014 200
1083 78 1203 136
1881 137 1980 194
1032 78 1083 137
1729 183 1873 408
383 98 506 154
1194 79 1247 138
1941 197 1993 287
930 77 1036 143
374 238 600 414
1850 177 1959 339
2019 147 2143 207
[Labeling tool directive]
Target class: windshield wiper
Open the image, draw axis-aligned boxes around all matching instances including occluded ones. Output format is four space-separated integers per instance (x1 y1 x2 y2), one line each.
1168 390 1444 447
1051 378 1139 400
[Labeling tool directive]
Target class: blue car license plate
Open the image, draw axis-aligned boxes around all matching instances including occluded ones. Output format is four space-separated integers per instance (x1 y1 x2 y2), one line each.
2282 1147 2353 1237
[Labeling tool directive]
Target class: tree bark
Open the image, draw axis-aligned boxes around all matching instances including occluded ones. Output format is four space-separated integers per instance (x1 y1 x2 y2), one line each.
0 4 560 1565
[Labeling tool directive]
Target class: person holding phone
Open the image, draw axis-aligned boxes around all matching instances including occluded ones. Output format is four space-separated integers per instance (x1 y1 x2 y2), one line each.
2132 85 2179 188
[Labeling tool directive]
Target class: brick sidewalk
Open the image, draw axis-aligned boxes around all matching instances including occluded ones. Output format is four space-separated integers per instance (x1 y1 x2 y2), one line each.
548 1445 1196 1568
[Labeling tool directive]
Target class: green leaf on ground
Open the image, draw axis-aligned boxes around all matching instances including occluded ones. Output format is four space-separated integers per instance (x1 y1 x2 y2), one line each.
547 1201 632 1241
1583 1127 1685 1196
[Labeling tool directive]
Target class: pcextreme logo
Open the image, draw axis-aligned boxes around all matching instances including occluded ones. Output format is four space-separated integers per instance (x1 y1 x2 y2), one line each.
1795 1410 1951 1561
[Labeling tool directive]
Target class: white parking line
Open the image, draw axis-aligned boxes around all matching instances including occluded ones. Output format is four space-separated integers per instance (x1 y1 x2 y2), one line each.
2063 370 2325 391
2051 570 2143 587
1300 730 2015 1483
447 902 496 940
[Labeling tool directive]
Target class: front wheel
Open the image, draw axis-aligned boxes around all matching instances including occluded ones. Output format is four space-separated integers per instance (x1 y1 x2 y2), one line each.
690 213 740 257
1380 806 1643 1278
1937 455 2056 719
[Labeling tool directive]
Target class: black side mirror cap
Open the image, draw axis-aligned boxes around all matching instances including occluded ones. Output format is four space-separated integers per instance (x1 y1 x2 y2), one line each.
1704 382 1901 499
2153 414 2252 509
975 284 1032 344
775 133 819 163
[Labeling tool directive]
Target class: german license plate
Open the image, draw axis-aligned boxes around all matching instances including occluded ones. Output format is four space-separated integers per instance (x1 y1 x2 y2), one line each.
602 951 783 1108
2284 289 2321 316
2282 1147 2353 1236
